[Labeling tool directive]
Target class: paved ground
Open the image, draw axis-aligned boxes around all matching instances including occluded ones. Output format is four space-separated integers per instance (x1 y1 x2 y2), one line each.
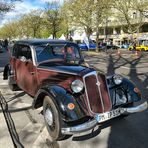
0 50 148 148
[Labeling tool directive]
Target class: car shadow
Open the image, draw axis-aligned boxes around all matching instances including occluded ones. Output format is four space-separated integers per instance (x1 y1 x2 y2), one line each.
6 91 26 103
107 53 148 148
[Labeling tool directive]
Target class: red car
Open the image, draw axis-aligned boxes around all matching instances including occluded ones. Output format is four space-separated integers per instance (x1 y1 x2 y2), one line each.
3 39 147 141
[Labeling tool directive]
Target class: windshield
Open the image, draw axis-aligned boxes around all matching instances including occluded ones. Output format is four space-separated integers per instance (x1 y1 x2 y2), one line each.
35 43 82 65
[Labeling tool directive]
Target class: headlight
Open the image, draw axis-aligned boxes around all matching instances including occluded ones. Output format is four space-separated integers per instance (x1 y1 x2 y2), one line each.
71 80 84 93
113 74 123 85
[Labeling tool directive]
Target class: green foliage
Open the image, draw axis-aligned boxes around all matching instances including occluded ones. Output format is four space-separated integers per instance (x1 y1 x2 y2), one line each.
112 0 148 34
44 1 62 39
0 0 148 40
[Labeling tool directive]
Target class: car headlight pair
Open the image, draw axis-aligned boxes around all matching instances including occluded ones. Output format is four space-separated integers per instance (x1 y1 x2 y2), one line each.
113 74 123 85
71 80 84 93
71 74 123 93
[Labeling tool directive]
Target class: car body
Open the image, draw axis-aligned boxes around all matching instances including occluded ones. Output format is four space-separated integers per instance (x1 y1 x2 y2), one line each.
120 44 129 49
78 41 96 50
3 39 147 141
128 44 148 51
99 43 119 51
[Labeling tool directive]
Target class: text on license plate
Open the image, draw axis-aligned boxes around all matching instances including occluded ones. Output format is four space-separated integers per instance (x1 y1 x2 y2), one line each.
98 108 121 123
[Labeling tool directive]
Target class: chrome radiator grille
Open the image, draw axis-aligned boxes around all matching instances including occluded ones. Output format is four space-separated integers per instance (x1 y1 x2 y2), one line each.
83 71 111 114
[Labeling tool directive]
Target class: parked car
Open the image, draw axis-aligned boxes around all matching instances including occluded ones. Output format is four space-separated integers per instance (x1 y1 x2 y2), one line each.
128 44 148 51
120 44 129 49
3 39 147 141
78 41 96 50
99 43 119 51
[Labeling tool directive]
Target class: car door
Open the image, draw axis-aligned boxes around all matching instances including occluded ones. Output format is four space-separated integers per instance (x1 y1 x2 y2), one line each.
14 44 38 96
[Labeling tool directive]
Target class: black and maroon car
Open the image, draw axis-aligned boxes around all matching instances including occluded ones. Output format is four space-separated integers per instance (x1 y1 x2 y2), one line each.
3 39 148 141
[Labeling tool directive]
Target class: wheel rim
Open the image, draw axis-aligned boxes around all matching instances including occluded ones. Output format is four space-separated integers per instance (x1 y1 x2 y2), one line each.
45 107 54 126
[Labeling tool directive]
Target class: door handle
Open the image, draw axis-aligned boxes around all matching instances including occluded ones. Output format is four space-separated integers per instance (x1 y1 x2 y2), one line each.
30 72 35 75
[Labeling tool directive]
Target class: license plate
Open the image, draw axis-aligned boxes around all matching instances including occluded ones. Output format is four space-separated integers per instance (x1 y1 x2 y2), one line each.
98 108 121 123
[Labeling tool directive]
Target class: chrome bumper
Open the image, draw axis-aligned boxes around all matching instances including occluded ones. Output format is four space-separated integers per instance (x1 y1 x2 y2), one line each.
61 118 98 135
123 101 148 114
61 101 147 135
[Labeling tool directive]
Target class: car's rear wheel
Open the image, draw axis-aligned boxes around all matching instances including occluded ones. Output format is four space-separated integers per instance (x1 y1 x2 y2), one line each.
43 96 71 141
141 48 145 52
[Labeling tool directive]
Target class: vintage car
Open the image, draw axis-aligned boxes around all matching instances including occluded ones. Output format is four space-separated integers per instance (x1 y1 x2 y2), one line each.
3 39 147 141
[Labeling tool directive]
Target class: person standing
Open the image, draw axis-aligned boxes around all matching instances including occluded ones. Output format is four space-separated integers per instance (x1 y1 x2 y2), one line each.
133 41 136 51
4 39 8 51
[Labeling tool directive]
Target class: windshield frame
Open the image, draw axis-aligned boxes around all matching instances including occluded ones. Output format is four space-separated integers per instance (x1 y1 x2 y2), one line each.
33 42 83 66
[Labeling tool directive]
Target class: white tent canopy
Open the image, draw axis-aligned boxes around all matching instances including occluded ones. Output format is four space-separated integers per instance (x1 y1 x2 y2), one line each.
48 34 53 39
81 32 89 48
59 34 66 40
72 33 82 40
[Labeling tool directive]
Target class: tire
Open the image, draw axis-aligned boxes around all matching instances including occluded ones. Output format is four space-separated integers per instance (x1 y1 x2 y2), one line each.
129 48 132 51
43 96 71 141
141 48 145 52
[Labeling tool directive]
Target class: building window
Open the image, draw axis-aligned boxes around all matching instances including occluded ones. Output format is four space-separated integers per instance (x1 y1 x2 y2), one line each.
141 24 148 32
106 28 113 35
115 27 121 34
99 29 104 35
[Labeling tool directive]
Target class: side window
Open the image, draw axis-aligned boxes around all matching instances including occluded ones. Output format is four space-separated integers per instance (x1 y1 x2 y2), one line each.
12 44 19 57
18 45 32 61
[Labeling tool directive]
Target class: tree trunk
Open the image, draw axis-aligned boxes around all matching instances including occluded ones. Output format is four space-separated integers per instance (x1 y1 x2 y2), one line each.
96 27 99 52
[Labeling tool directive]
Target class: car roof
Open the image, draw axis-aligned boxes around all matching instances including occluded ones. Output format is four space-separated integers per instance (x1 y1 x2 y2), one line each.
15 39 73 46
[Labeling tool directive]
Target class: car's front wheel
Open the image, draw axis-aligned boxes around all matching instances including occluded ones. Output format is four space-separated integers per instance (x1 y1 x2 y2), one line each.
43 96 71 141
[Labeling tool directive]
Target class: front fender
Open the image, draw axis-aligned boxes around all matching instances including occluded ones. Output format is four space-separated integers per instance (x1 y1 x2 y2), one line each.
109 77 141 106
33 85 87 122
122 78 141 102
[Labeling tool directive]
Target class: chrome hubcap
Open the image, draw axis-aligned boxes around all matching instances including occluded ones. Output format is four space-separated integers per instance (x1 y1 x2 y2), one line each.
45 108 53 126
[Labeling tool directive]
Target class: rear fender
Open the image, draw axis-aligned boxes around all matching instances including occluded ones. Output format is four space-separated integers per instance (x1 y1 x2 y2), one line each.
33 85 87 122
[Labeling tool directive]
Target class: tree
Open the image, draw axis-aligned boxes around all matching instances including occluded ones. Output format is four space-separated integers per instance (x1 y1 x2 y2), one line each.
15 10 44 38
94 0 113 51
0 0 21 14
60 2 71 39
44 1 62 39
66 0 94 40
0 21 18 40
26 10 43 38
112 0 148 35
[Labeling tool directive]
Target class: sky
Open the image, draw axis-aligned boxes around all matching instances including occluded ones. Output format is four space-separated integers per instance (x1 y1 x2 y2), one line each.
0 0 64 27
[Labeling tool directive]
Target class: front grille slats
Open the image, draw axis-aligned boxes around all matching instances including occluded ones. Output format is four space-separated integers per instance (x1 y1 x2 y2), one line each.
85 75 104 113
83 72 111 114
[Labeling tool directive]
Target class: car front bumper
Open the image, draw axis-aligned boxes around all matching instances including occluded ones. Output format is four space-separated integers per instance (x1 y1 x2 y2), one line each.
61 101 148 135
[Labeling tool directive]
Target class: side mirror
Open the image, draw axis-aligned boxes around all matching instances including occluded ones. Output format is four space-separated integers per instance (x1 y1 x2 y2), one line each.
20 56 27 62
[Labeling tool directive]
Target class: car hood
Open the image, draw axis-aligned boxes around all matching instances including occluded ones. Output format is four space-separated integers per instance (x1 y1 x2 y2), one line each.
38 65 93 76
